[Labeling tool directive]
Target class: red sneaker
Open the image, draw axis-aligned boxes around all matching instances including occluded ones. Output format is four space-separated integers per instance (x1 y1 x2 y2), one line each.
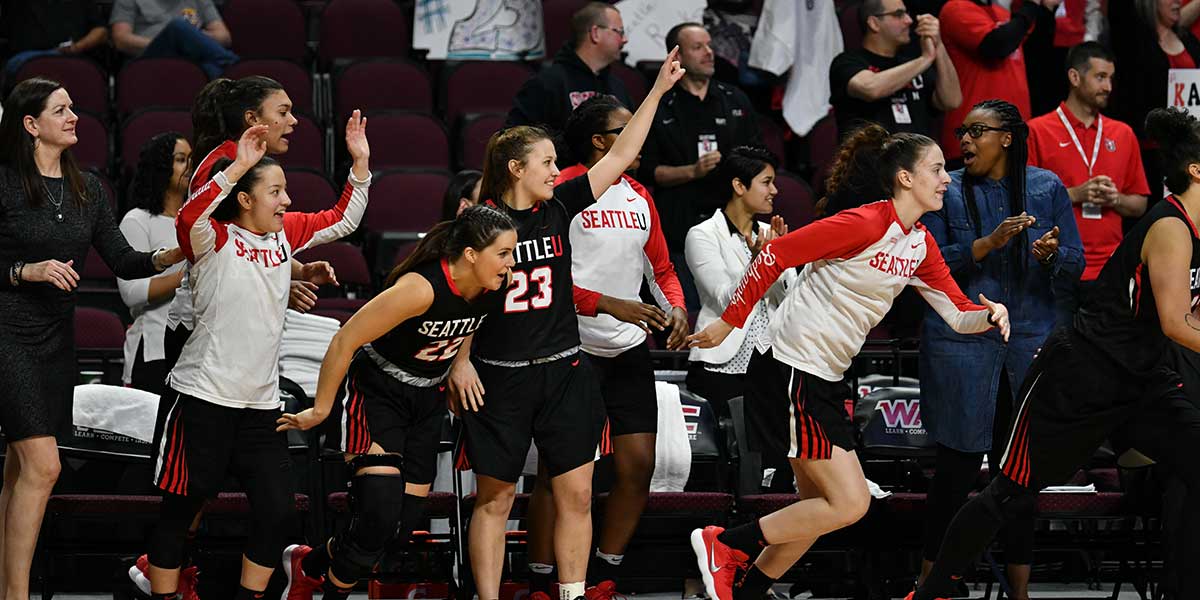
281 544 325 600
903 591 949 600
584 580 624 600
179 564 201 600
127 554 151 596
690 526 748 600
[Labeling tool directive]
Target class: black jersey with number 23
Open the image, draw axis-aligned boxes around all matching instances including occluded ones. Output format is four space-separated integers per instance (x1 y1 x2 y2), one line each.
369 258 505 379
1075 196 1200 377
475 175 596 362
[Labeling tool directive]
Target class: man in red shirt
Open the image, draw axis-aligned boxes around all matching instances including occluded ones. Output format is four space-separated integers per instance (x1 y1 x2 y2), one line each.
1027 42 1149 288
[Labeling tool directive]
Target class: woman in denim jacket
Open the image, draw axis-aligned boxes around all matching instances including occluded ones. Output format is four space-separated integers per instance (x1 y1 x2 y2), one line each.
917 99 1084 600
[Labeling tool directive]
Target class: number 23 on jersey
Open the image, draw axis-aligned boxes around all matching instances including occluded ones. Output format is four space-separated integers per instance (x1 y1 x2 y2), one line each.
505 266 553 313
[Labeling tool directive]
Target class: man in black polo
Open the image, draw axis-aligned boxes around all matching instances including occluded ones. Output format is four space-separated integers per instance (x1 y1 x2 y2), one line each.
637 22 760 309
506 1 631 132
828 0 961 139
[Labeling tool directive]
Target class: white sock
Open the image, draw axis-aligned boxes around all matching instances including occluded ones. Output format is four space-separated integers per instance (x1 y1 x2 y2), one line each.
594 550 623 565
559 581 585 600
530 562 555 575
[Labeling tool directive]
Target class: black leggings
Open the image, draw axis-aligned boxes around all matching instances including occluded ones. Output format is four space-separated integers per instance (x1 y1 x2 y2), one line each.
922 370 1034 565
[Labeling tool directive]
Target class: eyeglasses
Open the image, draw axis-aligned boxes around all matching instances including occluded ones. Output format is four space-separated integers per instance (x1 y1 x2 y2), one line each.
954 124 1009 139
597 126 625 136
873 8 909 18
595 25 626 37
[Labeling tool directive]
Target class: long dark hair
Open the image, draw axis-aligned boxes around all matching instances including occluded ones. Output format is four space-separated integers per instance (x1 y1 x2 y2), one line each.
819 123 937 217
564 94 625 166
441 169 483 221
192 76 284 164
0 77 89 207
961 99 1029 277
207 156 281 222
479 125 554 205
130 131 187 216
1146 107 1200 195
385 205 516 288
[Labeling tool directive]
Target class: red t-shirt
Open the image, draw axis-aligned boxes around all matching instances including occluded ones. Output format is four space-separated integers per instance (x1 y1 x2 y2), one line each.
1027 103 1149 280
1169 49 1197 69
939 0 1033 159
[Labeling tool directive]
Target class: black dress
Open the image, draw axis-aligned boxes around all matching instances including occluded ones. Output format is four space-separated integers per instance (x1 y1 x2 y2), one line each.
0 166 158 440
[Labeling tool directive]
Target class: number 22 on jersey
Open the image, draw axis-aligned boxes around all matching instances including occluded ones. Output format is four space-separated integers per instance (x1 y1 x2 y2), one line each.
505 266 552 313
414 336 467 362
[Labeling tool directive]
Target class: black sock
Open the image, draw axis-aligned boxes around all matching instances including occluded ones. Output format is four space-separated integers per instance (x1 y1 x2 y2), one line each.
734 565 776 600
529 562 556 595
588 551 622 585
321 577 355 599
916 497 1006 600
717 520 767 556
233 585 267 600
301 543 330 580
392 493 429 547
151 593 179 600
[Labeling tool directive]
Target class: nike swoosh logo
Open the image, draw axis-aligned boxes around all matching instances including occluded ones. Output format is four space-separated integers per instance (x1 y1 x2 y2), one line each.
663 118 676 124
911 243 922 249
1058 141 1071 147
571 359 580 367
708 540 721 572
626 197 638 203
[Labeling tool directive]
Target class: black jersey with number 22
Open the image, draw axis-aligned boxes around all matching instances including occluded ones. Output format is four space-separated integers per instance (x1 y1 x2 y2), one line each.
1075 196 1200 377
369 258 505 379
474 175 596 362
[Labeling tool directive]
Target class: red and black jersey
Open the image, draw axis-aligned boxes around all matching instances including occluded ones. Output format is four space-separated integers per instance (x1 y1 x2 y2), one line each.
1075 196 1200 376
369 258 505 379
474 175 596 362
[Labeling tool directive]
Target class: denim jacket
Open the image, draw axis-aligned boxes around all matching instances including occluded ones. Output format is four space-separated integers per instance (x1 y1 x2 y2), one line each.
918 167 1084 452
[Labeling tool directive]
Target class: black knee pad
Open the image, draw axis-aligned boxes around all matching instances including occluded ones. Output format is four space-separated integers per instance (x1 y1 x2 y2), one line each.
977 476 1037 522
329 455 406 583
391 493 430 547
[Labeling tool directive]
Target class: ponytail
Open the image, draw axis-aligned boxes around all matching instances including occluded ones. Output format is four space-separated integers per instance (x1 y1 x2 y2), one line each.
819 124 936 217
479 125 553 205
385 205 516 287
192 76 285 163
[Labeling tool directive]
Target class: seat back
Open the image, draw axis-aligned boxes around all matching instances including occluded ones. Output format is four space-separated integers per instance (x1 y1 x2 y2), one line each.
223 59 313 114
319 0 412 68
223 0 308 61
335 59 433 118
442 62 532 125
368 112 450 170
116 59 208 116
15 56 109 117
284 168 338 213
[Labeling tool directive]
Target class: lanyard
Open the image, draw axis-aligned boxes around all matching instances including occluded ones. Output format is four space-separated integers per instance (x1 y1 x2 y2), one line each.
1056 107 1102 177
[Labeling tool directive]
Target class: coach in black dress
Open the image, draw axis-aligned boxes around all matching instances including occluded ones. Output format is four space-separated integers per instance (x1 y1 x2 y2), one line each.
0 78 181 597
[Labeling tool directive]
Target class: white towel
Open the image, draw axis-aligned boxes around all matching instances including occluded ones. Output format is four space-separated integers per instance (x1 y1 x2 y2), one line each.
72 384 160 443
651 381 692 492
280 310 341 395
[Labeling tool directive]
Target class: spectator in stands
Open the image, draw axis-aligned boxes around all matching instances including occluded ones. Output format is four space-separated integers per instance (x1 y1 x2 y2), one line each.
506 2 631 133
0 78 183 599
1024 0 1102 117
1110 0 1200 201
918 99 1084 600
441 169 483 221
1 0 108 78
685 146 793 419
119 132 192 398
638 23 761 311
829 0 961 139
109 0 237 79
937 0 1059 163
1027 42 1149 318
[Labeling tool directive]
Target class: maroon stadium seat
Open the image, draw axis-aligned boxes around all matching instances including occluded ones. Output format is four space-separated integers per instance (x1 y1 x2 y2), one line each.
318 0 412 69
295 242 371 289
284 168 338 214
772 171 816 229
839 1 865 53
364 169 449 235
82 249 115 285
222 0 308 62
120 110 194 178
542 0 589 54
759 116 788 166
275 113 325 172
116 59 208 116
334 59 433 119
310 308 354 324
368 112 450 170
73 307 126 350
806 113 839 194
15 56 109 117
610 62 647 107
223 59 314 114
458 112 506 170
73 112 109 173
442 62 532 125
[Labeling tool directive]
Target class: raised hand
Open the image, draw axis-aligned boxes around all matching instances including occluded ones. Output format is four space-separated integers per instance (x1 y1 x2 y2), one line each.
651 46 687 96
232 125 269 175
345 109 369 163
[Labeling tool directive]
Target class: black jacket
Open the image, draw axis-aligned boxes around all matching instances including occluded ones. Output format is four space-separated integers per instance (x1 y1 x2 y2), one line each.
506 45 632 133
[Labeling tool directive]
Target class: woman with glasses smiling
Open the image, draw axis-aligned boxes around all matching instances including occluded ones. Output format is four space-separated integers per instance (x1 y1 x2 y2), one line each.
916 99 1083 600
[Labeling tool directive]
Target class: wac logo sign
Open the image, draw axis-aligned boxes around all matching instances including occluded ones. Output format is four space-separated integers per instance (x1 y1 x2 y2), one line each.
875 398 924 432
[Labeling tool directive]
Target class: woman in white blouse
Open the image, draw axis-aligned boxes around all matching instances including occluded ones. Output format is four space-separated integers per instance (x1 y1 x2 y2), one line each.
685 146 794 418
118 132 191 396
